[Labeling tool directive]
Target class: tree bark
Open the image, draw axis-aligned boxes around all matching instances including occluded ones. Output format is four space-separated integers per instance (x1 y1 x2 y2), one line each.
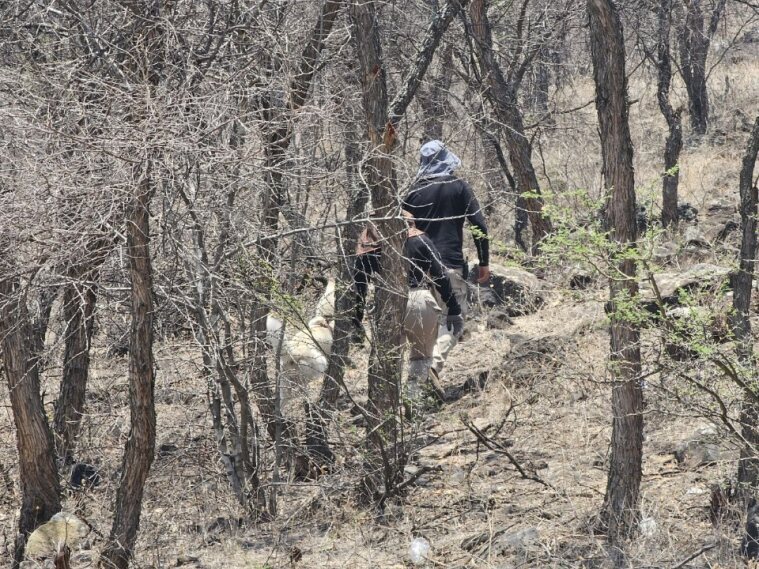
54 282 97 463
54 233 112 463
467 0 552 254
588 0 644 548
350 0 466 502
676 0 726 136
99 165 157 569
350 0 408 502
0 265 62 567
656 0 683 228
733 117 759 496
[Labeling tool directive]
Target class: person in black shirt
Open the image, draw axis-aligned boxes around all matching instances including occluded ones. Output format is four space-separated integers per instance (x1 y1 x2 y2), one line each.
403 140 490 375
350 212 464 405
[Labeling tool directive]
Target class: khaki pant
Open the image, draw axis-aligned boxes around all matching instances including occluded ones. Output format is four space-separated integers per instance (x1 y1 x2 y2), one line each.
403 289 441 391
403 289 441 362
431 268 469 374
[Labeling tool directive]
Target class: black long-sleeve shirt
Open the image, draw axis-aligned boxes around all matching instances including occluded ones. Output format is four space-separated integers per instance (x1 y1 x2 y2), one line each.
403 175 489 270
352 233 461 323
405 234 461 316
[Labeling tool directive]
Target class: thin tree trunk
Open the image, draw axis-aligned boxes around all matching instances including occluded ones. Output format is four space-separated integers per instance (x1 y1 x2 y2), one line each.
419 44 453 142
54 231 112 464
656 0 683 228
322 113 368 408
588 0 644 549
733 117 759 496
350 0 407 502
676 0 726 136
0 265 62 567
351 0 466 502
54 282 97 463
100 166 157 569
467 0 552 254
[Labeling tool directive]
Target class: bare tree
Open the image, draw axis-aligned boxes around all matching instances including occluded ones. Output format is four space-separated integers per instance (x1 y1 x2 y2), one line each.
656 0 684 227
99 161 157 569
466 0 556 253
0 255 62 567
54 231 113 463
676 0 727 135
588 0 644 551
732 117 759 503
350 0 467 502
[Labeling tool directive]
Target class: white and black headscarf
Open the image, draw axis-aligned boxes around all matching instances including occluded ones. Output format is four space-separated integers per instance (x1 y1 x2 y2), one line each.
416 140 462 180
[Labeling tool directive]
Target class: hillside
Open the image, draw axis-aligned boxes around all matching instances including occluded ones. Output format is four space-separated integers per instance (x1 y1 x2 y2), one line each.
1 4 759 569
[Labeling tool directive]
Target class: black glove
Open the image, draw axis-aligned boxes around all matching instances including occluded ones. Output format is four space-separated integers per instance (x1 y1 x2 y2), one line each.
446 313 464 338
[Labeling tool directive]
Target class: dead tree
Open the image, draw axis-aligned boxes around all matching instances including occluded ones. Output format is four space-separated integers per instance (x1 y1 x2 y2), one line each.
0 254 63 567
350 0 467 502
54 232 113 463
99 161 157 569
656 0 684 228
98 1 164 564
732 117 759 505
676 0 726 135
467 0 555 254
588 0 644 549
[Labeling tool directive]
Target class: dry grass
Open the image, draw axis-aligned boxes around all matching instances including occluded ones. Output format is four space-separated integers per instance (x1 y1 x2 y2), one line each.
3 28 759 569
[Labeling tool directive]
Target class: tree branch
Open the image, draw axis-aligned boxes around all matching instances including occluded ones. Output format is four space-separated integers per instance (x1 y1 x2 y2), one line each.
289 0 343 111
388 0 470 125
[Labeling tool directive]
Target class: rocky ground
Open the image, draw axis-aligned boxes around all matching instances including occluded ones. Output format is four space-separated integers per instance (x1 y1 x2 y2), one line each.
3 212 757 568
3 30 759 569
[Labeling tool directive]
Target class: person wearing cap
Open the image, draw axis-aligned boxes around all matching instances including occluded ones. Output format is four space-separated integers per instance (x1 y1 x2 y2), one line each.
402 140 490 375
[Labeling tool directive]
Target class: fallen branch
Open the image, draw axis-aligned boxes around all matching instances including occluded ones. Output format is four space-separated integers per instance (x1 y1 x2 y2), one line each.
460 415 552 488
670 542 717 569
378 465 442 507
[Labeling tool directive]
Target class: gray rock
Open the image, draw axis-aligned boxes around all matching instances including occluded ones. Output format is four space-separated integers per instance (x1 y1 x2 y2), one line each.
683 225 710 250
674 425 721 468
490 527 540 556
469 263 544 316
653 241 678 263
640 263 730 302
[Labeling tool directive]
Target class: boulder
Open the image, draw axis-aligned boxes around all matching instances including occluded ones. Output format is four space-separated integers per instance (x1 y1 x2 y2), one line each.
640 263 730 304
683 225 710 250
469 263 544 316
674 424 721 469
653 241 678 263
462 526 540 557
